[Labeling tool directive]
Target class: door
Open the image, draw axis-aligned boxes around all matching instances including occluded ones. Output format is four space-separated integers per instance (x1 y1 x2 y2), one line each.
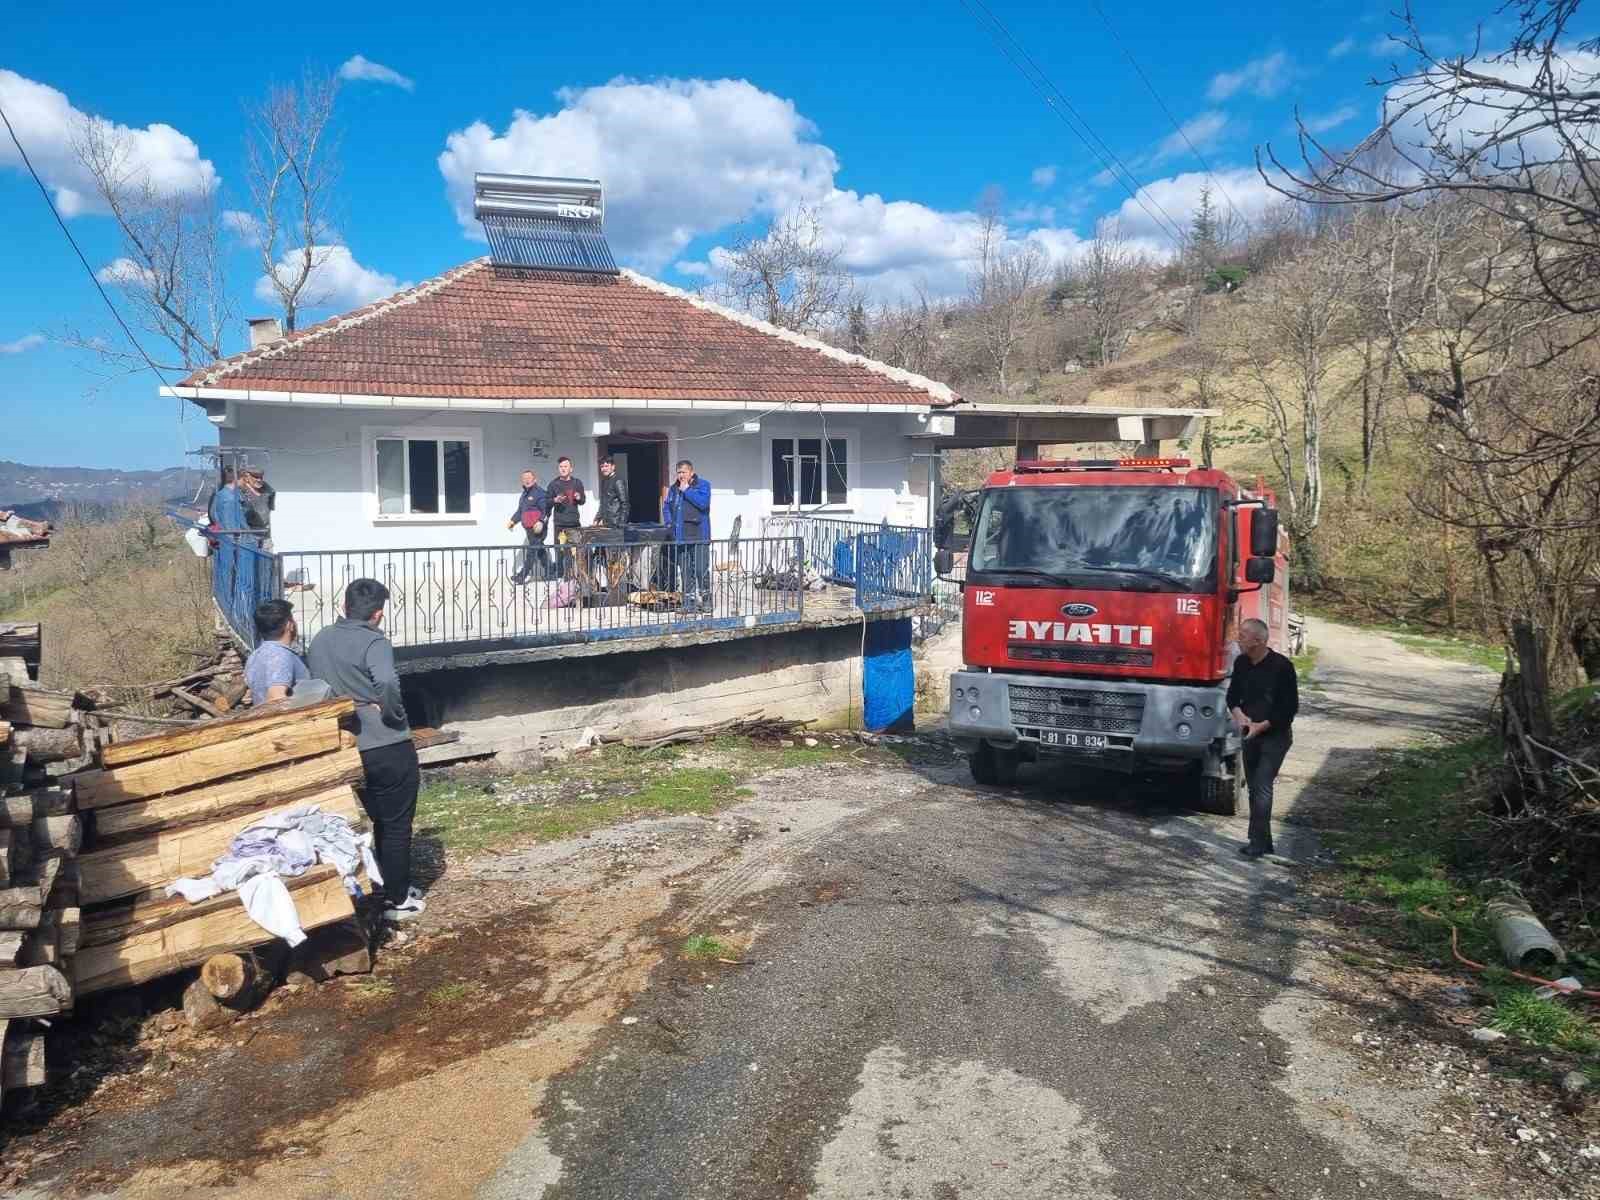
599 434 668 524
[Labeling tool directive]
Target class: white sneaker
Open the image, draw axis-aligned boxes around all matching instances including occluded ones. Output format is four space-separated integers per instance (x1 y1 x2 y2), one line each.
382 887 426 923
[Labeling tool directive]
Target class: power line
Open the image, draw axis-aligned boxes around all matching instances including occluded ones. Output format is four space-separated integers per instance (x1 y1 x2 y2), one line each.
958 0 1189 245
1081 0 1255 235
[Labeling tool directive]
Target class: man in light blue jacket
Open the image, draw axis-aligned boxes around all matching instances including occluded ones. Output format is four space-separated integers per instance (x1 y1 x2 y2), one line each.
663 459 712 613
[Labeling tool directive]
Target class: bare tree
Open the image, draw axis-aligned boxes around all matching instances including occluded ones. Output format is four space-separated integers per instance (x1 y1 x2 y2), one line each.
70 118 233 370
966 198 1047 394
717 205 853 333
245 69 341 333
1064 221 1149 366
870 286 945 376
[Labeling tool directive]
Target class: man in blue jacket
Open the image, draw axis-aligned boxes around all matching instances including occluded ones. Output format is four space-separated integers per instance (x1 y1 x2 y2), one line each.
663 459 712 613
507 469 548 585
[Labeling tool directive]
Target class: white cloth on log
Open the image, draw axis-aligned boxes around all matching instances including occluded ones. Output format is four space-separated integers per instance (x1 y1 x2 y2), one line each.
165 804 381 947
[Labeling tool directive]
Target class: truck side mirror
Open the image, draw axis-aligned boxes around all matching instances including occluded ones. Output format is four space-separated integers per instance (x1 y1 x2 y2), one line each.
1250 509 1279 559
934 548 955 576
1245 557 1276 584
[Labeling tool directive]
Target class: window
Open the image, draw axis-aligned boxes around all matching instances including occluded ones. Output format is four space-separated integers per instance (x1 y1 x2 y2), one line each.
771 437 848 508
375 436 473 517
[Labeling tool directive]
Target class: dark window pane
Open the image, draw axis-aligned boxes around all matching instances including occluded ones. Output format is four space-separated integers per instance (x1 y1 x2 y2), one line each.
443 440 471 513
376 439 404 515
772 439 794 506
408 439 439 513
798 438 821 506
826 438 848 505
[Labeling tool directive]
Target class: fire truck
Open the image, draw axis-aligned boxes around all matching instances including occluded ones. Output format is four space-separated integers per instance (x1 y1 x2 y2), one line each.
934 457 1289 814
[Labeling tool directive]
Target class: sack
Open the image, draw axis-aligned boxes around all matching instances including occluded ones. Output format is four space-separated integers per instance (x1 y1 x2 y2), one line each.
183 527 210 558
547 579 578 609
520 507 544 530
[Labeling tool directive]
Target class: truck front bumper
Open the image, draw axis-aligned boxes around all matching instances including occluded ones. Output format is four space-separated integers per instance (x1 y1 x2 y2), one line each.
947 670 1236 768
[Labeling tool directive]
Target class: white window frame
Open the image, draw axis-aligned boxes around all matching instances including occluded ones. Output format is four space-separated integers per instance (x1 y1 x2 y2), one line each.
362 425 484 525
764 430 857 513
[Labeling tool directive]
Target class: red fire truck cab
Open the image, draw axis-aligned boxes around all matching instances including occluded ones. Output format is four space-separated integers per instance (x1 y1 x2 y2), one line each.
936 457 1289 814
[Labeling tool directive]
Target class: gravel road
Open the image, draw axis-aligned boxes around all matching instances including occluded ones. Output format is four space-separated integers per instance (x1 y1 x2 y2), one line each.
484 618 1504 1200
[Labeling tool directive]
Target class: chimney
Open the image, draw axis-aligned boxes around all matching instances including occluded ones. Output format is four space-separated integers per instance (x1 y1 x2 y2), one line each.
248 317 283 349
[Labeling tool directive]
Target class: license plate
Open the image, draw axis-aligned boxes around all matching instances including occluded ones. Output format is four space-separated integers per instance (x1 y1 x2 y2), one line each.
1039 731 1109 749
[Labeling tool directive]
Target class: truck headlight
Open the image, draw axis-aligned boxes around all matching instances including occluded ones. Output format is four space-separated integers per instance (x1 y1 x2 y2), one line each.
1177 722 1192 737
969 705 982 720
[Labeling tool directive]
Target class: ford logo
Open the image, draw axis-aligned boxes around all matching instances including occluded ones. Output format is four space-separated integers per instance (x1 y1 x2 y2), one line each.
1061 602 1098 617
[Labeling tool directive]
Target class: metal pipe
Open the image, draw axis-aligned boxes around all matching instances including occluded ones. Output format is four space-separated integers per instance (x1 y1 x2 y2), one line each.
474 173 601 201
473 195 603 221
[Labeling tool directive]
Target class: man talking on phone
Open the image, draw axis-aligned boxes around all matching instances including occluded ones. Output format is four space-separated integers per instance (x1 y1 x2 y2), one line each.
1225 617 1298 859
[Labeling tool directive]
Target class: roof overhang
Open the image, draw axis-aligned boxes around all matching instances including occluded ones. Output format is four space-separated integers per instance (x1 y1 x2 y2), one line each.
911 402 1215 449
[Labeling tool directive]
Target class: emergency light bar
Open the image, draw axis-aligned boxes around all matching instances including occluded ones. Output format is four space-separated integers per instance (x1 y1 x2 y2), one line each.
1014 457 1192 472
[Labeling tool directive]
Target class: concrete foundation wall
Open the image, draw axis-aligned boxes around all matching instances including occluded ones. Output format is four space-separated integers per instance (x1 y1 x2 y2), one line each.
407 623 870 753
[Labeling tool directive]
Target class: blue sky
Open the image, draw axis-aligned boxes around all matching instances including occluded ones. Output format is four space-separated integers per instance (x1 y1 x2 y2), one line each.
1 0 1489 470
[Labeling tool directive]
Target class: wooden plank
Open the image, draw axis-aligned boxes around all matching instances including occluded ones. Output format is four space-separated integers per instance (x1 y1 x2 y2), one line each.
73 873 355 995
0 965 72 1017
92 746 364 841
39 907 79 957
171 686 226 719
78 785 362 905
2 683 87 730
411 727 462 750
2 1027 47 1090
0 886 41 931
29 816 80 856
0 828 11 887
0 719 10 746
0 931 21 966
19 922 58 966
0 787 75 829
76 719 345 809
99 696 356 767
0 622 41 673
0 658 28 686
81 864 339 950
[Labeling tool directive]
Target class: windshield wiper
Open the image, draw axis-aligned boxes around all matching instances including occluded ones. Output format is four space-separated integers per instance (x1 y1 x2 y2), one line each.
1055 563 1191 589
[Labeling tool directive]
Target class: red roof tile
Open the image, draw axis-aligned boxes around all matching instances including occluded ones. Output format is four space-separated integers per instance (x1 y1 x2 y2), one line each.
180 260 958 407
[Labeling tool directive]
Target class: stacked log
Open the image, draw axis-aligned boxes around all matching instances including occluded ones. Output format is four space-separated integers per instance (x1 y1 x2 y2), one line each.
2 669 97 793
70 698 365 997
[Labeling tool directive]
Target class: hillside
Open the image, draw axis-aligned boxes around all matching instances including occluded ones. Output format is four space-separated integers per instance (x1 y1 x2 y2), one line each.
0 459 194 519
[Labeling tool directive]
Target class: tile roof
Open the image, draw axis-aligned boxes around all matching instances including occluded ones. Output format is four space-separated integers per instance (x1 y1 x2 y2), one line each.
180 260 958 407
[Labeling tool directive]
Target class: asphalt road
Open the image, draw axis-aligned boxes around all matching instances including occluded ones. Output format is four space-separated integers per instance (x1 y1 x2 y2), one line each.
485 620 1498 1200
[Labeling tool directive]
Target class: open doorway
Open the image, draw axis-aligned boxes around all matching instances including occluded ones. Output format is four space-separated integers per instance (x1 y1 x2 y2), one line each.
598 432 669 523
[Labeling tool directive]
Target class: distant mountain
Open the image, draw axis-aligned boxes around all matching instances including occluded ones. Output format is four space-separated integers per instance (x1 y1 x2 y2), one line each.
0 460 195 519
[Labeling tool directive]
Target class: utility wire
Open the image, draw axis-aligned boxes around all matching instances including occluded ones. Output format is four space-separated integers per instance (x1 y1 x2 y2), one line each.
958 0 1189 245
1081 0 1255 235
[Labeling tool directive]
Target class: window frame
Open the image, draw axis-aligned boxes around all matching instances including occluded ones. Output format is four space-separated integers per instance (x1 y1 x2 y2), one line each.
765 431 856 512
362 425 483 525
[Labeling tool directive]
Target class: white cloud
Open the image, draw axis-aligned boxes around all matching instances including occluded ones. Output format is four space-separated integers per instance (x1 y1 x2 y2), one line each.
95 257 158 287
438 77 838 270
1329 36 1357 58
222 209 264 246
338 55 414 92
1207 52 1293 101
1152 111 1230 165
0 333 45 355
254 245 412 311
1112 167 1289 247
1008 202 1057 225
0 69 217 218
1030 164 1058 189
1304 104 1360 134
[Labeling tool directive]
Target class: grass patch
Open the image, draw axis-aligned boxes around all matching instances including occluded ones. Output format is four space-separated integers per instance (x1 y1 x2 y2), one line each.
1392 633 1504 672
1489 986 1600 1054
425 982 477 1007
1291 645 1321 685
682 934 734 960
350 977 394 1001
417 735 870 857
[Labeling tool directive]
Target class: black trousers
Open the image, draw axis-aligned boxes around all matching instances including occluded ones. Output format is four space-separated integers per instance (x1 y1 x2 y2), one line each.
518 528 549 580
360 739 419 904
1243 731 1292 851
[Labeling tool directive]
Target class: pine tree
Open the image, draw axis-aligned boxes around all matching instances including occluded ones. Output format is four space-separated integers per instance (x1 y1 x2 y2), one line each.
847 299 869 355
1188 185 1219 277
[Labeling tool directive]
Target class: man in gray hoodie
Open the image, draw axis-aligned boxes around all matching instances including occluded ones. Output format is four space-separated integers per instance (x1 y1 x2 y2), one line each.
306 578 425 922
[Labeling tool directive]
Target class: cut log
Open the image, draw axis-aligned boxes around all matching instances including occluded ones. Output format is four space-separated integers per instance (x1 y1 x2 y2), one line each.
0 964 72 1017
2 1027 47 1089
28 815 81 856
73 871 355 995
171 686 225 719
0 931 21 966
214 678 248 712
92 745 363 840
76 719 346 809
2 682 89 730
0 719 10 746
0 828 11 886
0 787 76 828
201 951 273 1010
98 696 356 768
79 784 362 905
182 977 236 1031
0 658 27 685
13 726 84 764
0 622 41 675
38 907 79 956
0 886 42 930
19 922 57 966
81 864 338 950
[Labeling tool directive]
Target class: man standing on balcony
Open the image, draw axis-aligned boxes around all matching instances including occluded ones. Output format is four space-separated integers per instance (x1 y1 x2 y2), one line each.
508 469 548 585
596 456 629 528
664 459 712 613
547 456 587 578
307 579 426 924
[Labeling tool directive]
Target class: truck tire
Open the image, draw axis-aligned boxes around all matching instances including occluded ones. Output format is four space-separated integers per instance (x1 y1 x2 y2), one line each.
1196 756 1247 816
970 743 1020 787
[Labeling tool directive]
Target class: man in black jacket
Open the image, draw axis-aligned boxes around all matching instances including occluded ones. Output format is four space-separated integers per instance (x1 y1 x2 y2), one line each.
596 456 629 528
1225 617 1299 858
547 456 586 578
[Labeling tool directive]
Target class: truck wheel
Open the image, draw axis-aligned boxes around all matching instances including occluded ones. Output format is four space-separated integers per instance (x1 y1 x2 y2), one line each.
970 744 1020 787
1196 756 1247 816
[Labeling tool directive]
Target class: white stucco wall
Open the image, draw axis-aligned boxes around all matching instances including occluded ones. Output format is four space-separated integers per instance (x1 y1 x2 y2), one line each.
223 403 934 555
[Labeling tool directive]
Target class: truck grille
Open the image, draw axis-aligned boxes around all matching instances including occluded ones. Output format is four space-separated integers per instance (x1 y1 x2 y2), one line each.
1007 642 1155 667
1008 684 1146 735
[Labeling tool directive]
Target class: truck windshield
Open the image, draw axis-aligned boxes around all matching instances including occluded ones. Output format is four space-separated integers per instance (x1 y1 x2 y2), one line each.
968 485 1218 591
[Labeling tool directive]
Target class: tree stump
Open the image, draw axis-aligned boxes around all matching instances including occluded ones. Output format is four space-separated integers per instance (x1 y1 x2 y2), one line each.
181 977 236 1031
200 951 272 1011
